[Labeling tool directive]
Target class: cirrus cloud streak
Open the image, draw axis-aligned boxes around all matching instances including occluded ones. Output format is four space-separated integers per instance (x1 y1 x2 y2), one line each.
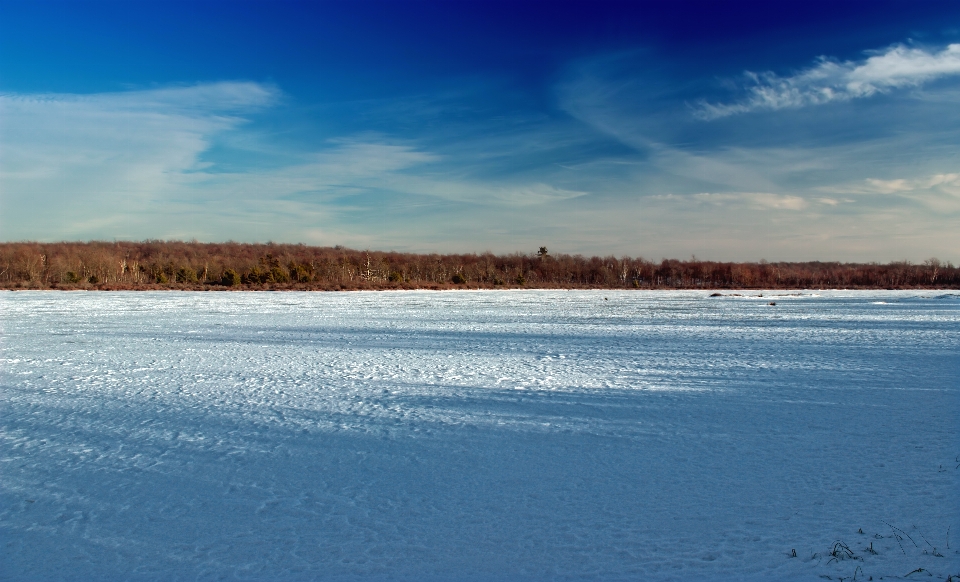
697 43 960 119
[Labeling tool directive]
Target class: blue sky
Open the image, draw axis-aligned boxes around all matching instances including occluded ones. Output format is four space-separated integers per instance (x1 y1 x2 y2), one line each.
2 1 959 261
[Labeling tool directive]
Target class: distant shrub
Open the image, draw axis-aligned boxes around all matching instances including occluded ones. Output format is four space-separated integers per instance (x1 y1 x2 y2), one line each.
88 275 99 284
176 267 198 283
65 271 81 283
243 268 264 285
515 274 526 285
493 277 504 286
389 271 403 282
289 263 312 283
221 269 241 287
268 266 288 283
451 273 466 284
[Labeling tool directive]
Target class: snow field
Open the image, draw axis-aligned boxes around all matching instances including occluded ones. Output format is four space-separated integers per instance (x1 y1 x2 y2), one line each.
2 290 958 581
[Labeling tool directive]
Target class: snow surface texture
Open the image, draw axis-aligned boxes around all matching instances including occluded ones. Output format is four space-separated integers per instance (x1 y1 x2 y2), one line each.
2 290 958 581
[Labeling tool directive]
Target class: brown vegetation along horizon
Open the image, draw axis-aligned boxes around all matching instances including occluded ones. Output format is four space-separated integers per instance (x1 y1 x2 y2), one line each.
1 241 957 290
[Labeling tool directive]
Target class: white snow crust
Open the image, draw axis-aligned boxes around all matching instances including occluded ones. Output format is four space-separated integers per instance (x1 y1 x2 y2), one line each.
2 290 958 581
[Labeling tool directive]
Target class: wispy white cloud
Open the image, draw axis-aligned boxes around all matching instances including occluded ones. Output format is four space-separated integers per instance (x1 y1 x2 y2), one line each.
692 192 810 211
0 81 279 119
0 82 281 238
863 173 960 196
549 42 960 261
653 191 850 212
823 172 960 196
697 43 960 119
0 83 590 244
167 142 585 208
388 179 587 206
821 172 960 214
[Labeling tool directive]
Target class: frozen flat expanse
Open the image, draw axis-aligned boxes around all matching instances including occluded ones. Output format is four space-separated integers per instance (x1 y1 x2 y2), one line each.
2 290 958 581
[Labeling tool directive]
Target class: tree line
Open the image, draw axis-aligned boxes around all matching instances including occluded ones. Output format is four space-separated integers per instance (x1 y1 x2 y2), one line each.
1 241 957 290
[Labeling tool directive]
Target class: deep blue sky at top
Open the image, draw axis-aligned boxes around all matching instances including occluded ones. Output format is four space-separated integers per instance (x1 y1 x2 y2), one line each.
2 1 960 260
5 1 955 96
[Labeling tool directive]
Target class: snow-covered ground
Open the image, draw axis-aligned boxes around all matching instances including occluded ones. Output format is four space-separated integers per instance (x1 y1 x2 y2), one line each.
2 290 958 581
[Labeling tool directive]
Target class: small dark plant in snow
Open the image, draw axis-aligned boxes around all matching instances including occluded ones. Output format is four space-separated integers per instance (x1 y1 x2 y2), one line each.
828 540 861 563
883 520 918 555
914 527 944 557
851 564 864 581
